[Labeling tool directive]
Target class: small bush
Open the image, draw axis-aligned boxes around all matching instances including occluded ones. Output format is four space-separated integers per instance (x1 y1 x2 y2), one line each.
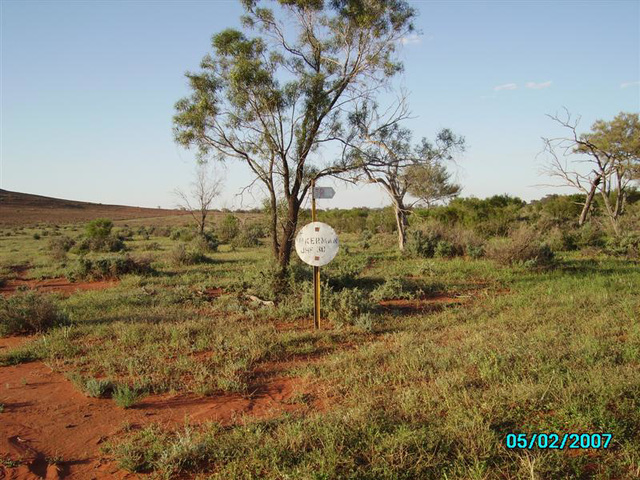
113 384 144 408
0 292 68 336
218 214 240 243
47 236 76 261
605 232 640 258
466 244 485 259
405 230 441 258
370 276 420 302
325 255 369 289
230 223 263 248
116 228 134 240
359 229 373 250
86 218 114 239
169 244 210 266
32 233 41 240
325 288 372 327
170 227 196 242
69 255 153 281
84 378 114 398
434 240 457 258
485 226 555 267
192 232 219 253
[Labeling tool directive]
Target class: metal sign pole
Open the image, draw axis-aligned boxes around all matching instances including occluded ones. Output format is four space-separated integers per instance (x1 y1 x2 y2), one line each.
311 180 320 329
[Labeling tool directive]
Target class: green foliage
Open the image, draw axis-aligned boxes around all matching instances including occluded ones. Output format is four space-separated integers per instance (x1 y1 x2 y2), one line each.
415 195 526 237
69 255 153 281
169 244 211 266
192 232 219 253
84 378 114 398
86 218 114 239
0 292 68 336
74 233 125 253
218 214 240 243
405 229 441 258
370 276 420 302
324 255 370 289
325 288 372 327
112 384 145 409
47 236 76 261
170 227 196 242
230 222 264 248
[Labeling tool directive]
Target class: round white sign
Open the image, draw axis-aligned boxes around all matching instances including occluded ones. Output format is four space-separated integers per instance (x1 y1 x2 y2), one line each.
295 222 339 267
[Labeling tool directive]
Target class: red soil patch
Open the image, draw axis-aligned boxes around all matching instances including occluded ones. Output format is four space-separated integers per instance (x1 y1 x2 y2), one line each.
0 360 316 479
0 277 118 297
379 293 465 312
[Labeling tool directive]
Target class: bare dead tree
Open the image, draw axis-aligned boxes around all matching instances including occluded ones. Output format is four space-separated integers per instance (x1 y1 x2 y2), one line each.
175 163 223 236
541 110 640 235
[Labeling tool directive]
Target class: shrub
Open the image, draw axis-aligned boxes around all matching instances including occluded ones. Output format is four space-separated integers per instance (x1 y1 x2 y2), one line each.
434 240 457 258
84 378 114 398
466 244 485 259
218 214 240 243
605 232 640 258
48 236 76 261
69 255 153 281
370 276 420 302
113 384 144 408
230 223 263 248
485 226 555 267
325 255 369 289
359 229 373 250
0 292 68 336
170 227 196 242
86 218 114 239
32 233 41 240
192 232 220 253
116 228 134 240
405 230 441 258
325 288 372 327
169 244 210 266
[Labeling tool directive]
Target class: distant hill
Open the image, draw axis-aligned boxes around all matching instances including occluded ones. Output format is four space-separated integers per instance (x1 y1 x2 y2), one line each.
0 189 190 226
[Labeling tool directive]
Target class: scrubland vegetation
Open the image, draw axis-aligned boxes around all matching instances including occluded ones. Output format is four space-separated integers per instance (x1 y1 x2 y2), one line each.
1 191 638 479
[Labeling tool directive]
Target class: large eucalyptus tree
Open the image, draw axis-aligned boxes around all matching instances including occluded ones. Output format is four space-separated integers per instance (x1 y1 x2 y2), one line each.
173 0 416 274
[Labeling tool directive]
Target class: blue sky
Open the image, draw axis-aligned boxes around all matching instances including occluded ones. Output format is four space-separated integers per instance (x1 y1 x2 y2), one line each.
2 0 639 209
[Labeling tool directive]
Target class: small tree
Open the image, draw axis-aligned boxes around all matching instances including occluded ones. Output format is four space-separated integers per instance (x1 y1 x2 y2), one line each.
542 110 640 234
175 163 223 236
347 101 465 250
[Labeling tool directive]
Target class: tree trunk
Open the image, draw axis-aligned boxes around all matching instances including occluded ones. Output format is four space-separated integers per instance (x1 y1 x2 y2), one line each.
199 210 206 236
268 190 279 259
394 202 408 251
277 197 301 276
579 175 601 226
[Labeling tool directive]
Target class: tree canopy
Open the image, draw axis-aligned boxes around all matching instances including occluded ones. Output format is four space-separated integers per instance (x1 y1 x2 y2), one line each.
174 0 416 272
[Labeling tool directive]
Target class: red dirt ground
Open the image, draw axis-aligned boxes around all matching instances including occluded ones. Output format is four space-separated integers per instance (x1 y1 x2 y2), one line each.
0 278 118 297
0 359 317 479
378 293 466 312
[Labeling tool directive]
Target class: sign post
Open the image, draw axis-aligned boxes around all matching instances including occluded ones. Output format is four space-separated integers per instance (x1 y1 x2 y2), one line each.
295 180 338 329
312 184 320 329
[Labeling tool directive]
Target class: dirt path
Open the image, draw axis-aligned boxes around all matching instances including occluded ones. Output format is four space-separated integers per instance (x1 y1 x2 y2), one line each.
0 277 118 297
0 357 317 479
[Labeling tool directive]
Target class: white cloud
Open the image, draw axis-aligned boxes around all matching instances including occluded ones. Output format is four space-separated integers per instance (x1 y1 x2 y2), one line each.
525 81 552 90
621 81 640 89
494 83 517 91
400 34 422 45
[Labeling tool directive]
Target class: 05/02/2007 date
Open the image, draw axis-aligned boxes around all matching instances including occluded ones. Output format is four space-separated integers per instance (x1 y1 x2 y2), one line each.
505 433 612 450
